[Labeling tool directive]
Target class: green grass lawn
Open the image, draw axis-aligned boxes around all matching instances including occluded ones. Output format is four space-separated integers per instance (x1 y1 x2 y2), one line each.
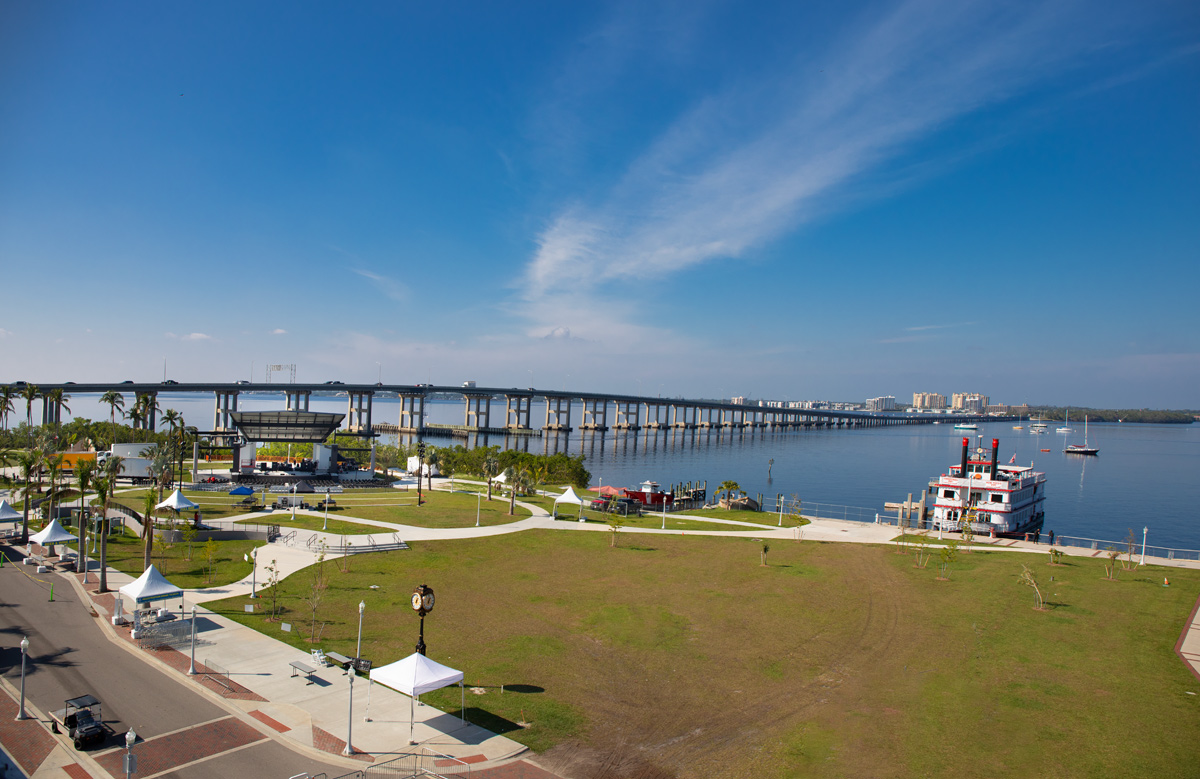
521 494 800 532
235 515 385 536
329 489 532 527
71 528 261 589
205 530 1200 778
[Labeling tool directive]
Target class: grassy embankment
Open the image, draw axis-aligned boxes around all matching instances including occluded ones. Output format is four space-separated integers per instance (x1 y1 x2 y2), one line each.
206 530 1200 778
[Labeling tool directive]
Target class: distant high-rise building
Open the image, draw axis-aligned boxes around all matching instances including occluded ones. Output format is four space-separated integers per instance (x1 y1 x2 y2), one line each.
912 392 947 410
952 393 989 413
866 395 896 412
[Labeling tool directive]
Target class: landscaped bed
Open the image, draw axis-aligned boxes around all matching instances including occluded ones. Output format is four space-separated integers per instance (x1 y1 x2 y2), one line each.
72 527 260 589
206 529 1200 779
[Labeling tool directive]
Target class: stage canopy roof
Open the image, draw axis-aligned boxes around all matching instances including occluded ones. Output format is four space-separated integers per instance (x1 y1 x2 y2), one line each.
157 489 199 511
119 564 183 604
30 518 77 545
0 500 20 524
228 411 345 443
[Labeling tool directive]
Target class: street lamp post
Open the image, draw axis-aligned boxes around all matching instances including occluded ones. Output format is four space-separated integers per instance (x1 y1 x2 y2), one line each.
247 548 258 598
1141 526 1148 566
291 483 297 521
323 489 330 531
124 728 137 778
16 636 30 720
345 600 365 756
476 492 481 527
188 605 198 674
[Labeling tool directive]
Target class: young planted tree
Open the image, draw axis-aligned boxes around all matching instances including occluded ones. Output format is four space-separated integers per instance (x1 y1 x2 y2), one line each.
760 543 770 566
1122 529 1139 571
181 522 199 562
263 559 281 619
1104 547 1120 580
304 568 325 642
937 541 959 581
959 512 975 549
608 515 624 548
203 538 219 584
1048 547 1064 566
914 535 933 569
1018 564 1046 610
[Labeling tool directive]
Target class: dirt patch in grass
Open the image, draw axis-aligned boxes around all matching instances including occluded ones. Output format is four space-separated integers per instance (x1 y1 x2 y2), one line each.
207 531 1200 779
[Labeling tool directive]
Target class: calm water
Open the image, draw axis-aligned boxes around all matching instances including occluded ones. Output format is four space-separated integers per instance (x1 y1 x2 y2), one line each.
60 394 1200 549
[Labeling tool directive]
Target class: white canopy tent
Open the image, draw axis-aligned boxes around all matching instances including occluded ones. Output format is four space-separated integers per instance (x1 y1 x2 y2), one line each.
118 564 185 628
552 486 585 519
30 518 77 556
367 653 465 744
156 489 199 511
0 499 21 524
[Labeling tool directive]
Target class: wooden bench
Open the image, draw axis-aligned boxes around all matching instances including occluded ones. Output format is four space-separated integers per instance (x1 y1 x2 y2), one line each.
289 660 317 682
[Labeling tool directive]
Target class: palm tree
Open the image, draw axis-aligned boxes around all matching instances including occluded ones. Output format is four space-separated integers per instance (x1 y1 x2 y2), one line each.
423 447 440 492
76 458 95 581
43 453 65 531
714 480 743 505
15 450 40 545
96 455 124 593
139 394 162 435
100 391 125 448
161 409 183 485
126 404 145 441
181 426 198 484
0 385 15 430
45 388 71 434
505 465 533 516
21 383 40 441
483 451 500 501
141 490 158 571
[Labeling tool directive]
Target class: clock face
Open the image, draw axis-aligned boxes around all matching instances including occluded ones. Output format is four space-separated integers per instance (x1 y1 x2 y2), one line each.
421 592 435 611
411 592 424 611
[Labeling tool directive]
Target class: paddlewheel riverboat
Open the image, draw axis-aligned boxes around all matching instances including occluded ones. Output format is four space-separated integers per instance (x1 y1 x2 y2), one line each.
930 437 1046 538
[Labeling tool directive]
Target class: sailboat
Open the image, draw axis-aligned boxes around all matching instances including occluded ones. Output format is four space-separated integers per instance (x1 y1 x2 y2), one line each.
1013 413 1024 430
1030 414 1048 433
1064 415 1098 455
1056 408 1073 434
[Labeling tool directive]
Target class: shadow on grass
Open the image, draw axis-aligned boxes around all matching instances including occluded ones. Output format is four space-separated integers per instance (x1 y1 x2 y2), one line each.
445 707 526 735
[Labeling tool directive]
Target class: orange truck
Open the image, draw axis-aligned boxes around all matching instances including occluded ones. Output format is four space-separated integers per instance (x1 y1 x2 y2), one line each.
59 452 98 472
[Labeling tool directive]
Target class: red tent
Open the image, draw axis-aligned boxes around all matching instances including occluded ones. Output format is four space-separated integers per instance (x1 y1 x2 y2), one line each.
586 485 625 496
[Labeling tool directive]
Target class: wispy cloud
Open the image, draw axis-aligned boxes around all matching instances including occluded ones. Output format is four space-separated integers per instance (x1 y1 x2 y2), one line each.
353 269 409 302
166 332 213 342
520 0 1130 340
271 328 288 336
906 322 977 332
0 328 12 338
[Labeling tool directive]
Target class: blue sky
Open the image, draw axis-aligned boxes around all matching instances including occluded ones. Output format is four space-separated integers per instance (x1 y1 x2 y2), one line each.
2 1 1197 408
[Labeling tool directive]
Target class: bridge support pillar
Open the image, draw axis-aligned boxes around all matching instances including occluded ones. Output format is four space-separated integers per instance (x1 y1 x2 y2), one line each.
285 391 311 411
464 394 491 429
347 391 374 434
614 401 640 430
505 394 532 430
580 399 609 431
544 396 572 431
399 394 425 432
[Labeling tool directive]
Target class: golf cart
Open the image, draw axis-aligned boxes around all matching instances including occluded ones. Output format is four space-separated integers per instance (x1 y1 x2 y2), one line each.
52 695 110 750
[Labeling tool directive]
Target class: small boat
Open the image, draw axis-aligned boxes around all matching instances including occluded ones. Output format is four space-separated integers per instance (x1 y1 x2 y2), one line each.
1030 414 1049 431
1013 414 1024 430
1040 448 1050 452
1064 416 1099 455
954 423 977 431
1056 408 1073 434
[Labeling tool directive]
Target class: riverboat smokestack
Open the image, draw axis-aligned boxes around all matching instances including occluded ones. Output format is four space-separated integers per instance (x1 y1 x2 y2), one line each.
990 438 999 479
960 437 969 477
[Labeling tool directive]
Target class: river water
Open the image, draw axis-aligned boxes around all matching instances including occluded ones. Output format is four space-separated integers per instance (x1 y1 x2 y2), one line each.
59 394 1200 550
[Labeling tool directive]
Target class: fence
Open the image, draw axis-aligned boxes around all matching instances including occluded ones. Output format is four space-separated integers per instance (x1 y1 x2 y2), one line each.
203 659 234 695
328 749 473 779
1052 535 1200 562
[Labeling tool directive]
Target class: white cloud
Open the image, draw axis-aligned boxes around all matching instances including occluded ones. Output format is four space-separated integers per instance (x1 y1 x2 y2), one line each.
0 328 12 338
519 0 1129 344
353 269 409 302
166 332 214 342
271 328 288 335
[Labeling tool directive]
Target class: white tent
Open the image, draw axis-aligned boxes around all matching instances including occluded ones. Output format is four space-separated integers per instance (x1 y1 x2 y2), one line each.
30 517 77 556
552 486 585 519
0 499 21 524
119 564 185 628
30 518 77 545
156 489 199 511
367 653 465 744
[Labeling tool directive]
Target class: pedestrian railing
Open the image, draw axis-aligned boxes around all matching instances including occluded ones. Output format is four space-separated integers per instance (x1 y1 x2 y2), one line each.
1052 535 1200 562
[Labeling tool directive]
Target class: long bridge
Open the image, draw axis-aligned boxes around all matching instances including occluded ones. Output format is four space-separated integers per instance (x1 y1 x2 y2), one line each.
11 381 995 439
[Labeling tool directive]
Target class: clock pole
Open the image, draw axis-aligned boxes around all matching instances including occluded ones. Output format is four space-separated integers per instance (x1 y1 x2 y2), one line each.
412 584 434 656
